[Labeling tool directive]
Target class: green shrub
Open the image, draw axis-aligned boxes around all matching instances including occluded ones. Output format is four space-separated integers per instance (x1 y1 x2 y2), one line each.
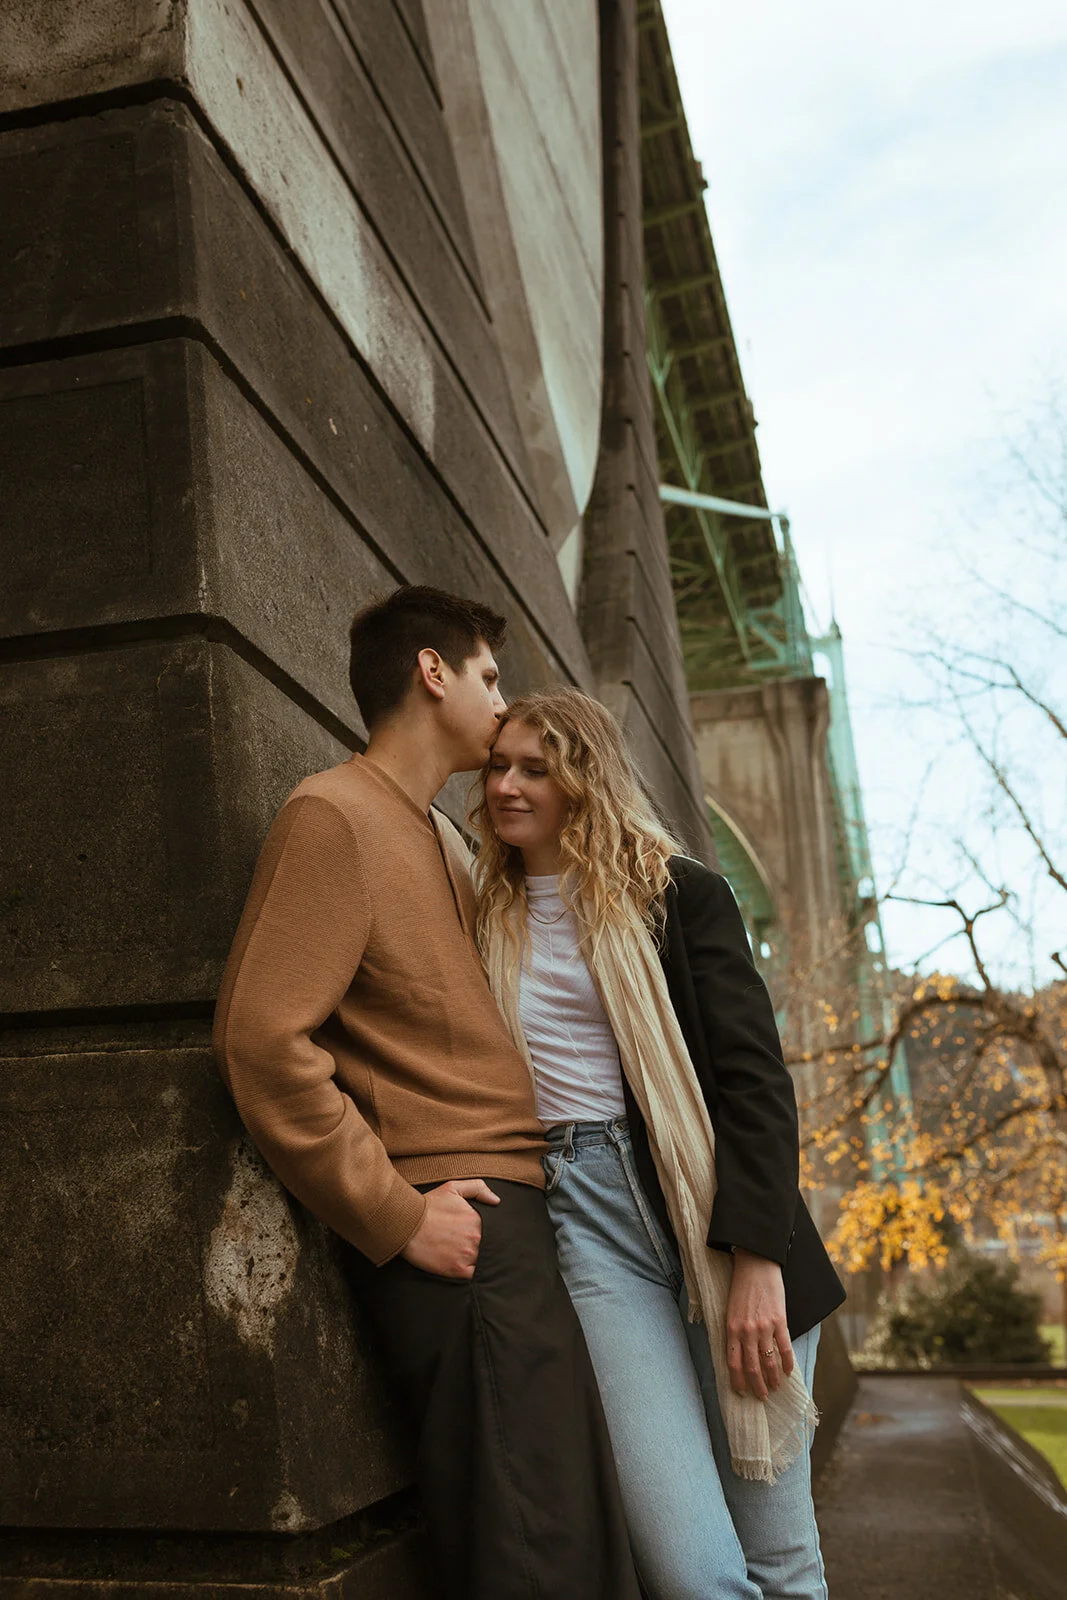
863 1252 1052 1368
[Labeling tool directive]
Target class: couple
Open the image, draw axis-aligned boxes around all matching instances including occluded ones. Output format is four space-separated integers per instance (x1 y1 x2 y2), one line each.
214 585 844 1600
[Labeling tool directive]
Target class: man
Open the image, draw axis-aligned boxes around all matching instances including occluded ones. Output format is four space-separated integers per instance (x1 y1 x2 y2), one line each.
214 586 639 1600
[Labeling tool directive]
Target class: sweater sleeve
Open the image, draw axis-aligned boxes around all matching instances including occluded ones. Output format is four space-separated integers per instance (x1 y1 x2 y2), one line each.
675 860 799 1266
213 793 427 1266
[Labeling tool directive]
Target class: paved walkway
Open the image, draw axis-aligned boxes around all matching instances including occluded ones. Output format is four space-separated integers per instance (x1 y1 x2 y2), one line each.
816 1377 999 1600
816 1375 1067 1600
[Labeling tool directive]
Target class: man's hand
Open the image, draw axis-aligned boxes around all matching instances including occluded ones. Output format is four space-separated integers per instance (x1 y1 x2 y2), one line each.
400 1179 500 1279
725 1248 794 1400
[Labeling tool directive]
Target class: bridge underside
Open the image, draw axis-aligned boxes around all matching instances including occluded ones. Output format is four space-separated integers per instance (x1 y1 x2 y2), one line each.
640 1 900 1343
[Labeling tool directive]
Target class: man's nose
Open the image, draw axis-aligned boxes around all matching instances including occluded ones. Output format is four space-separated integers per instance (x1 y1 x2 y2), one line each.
492 689 507 716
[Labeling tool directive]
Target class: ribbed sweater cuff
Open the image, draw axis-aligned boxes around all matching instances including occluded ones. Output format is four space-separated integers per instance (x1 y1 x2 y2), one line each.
362 1175 428 1268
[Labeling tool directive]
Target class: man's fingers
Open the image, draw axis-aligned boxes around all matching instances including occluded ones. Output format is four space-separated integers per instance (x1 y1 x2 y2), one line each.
448 1179 500 1205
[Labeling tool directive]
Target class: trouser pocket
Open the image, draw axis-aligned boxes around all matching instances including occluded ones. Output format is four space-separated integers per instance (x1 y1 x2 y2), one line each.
543 1149 567 1196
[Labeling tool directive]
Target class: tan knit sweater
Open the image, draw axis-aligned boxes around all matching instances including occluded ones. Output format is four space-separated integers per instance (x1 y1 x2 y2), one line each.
213 755 546 1265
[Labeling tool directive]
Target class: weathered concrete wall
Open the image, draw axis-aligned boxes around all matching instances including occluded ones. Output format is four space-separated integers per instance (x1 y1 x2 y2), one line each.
0 0 707 1590
425 0 603 565
691 679 842 1041
581 0 713 855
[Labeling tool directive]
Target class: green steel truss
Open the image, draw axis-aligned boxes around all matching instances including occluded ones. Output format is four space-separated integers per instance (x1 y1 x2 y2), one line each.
637 9 811 692
639 0 912 1159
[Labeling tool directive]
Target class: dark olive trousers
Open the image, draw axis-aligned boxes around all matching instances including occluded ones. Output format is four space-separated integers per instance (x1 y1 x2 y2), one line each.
355 1179 641 1600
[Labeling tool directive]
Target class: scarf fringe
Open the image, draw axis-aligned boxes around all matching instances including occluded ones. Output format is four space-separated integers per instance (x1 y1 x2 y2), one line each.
731 1396 820 1483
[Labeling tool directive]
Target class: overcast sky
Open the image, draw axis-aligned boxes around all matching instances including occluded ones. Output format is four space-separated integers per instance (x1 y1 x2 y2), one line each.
660 0 1067 985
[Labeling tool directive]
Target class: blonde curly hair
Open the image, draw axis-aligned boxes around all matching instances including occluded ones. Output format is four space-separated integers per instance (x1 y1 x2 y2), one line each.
470 687 682 960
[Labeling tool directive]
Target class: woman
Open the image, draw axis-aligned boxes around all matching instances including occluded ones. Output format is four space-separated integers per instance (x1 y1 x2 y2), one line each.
471 688 846 1600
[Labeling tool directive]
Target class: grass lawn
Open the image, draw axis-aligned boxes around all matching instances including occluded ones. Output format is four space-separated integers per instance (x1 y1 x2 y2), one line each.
1040 1322 1065 1365
971 1383 1067 1489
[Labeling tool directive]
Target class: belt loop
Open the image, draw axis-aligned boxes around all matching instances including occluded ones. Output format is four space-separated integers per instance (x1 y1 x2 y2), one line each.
563 1122 576 1162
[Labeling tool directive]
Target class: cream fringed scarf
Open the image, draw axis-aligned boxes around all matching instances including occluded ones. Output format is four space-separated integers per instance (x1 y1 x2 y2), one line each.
486 900 817 1484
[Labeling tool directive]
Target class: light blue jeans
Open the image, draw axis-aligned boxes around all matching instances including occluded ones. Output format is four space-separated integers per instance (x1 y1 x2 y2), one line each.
544 1118 828 1600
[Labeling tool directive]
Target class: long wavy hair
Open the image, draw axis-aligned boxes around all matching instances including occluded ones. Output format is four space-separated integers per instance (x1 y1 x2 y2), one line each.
470 687 683 963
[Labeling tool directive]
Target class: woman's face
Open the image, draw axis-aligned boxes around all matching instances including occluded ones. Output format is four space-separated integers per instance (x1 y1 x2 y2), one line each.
485 720 571 865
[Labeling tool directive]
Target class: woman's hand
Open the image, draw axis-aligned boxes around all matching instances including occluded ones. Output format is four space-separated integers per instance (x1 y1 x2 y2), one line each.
725 1249 794 1400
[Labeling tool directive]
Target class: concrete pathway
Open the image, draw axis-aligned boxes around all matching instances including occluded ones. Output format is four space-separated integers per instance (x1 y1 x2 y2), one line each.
816 1376 999 1600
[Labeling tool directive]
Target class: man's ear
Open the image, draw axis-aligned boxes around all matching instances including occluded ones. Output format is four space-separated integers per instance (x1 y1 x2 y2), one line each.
416 647 447 701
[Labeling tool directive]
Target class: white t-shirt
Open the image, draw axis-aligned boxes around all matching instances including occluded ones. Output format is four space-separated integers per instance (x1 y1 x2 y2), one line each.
518 875 626 1126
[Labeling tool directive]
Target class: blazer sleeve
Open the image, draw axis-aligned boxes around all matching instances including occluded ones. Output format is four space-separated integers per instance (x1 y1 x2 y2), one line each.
674 859 799 1266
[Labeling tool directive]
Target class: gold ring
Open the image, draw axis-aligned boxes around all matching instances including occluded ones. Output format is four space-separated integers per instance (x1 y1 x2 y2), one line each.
763 1347 776 1358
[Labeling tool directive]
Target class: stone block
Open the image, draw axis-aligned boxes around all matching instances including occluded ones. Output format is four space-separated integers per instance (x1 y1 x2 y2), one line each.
190 337 565 723
0 0 180 115
387 0 437 92
0 336 568 732
331 0 472 269
251 0 526 475
174 97 584 676
0 342 196 640
607 681 708 856
0 638 347 1014
0 99 590 688
0 1045 409 1531
0 127 141 320
624 621 703 791
629 548 691 707
0 1528 429 1599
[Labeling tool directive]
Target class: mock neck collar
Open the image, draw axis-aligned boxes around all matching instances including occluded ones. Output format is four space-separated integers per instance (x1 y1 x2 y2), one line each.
349 752 434 833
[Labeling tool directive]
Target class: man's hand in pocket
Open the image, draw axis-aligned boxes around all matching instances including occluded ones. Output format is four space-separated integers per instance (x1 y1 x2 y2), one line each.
400 1179 500 1278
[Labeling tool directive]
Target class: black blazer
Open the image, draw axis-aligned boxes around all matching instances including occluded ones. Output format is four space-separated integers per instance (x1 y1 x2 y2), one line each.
621 854 846 1339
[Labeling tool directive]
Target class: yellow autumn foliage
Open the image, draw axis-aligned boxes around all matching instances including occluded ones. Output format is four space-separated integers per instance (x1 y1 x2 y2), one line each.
828 1178 949 1274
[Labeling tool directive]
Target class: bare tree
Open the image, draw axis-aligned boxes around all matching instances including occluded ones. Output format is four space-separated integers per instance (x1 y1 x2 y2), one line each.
794 396 1067 1351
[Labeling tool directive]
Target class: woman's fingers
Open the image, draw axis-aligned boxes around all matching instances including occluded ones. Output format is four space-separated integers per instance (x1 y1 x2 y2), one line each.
728 1336 764 1397
730 1323 793 1398
759 1337 781 1391
741 1330 770 1401
727 1338 747 1395
775 1317 796 1378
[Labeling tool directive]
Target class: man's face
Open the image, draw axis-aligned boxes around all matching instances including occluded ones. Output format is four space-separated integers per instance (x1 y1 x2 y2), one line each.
440 640 507 771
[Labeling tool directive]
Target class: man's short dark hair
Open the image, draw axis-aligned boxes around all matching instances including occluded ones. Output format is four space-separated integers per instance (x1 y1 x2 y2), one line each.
349 585 507 730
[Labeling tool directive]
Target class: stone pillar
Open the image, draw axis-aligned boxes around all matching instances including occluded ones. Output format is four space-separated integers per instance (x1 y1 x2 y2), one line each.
691 677 846 1037
692 679 873 1280
0 1 604 1591
0 2 721 1587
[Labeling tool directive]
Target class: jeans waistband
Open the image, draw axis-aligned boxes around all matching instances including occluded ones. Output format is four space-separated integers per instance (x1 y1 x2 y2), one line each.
544 1116 630 1153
